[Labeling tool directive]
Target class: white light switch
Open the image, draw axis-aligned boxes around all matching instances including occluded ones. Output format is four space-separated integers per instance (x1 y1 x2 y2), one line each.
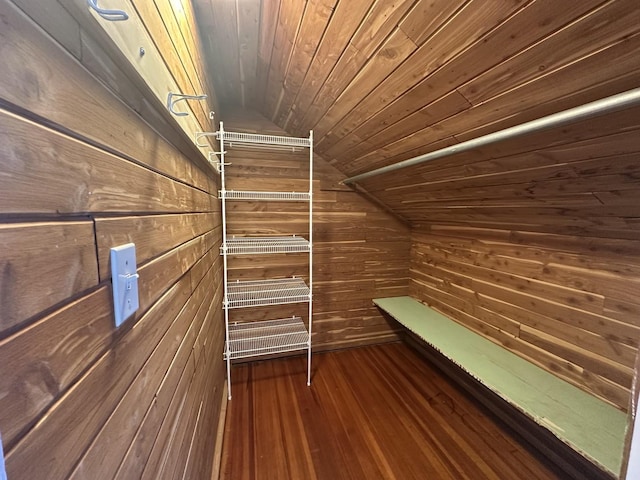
110 243 139 327
0 432 7 480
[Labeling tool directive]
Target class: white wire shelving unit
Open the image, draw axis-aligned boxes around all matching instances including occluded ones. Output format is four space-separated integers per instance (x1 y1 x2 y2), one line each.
222 131 310 148
222 236 310 255
220 190 311 201
217 121 313 400
225 277 310 308
226 317 309 360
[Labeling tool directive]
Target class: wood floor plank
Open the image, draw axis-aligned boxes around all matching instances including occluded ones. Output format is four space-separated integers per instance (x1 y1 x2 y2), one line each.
221 343 565 480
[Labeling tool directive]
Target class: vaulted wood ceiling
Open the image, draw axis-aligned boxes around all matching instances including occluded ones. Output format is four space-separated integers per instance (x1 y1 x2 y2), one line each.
194 1 639 166
194 0 640 230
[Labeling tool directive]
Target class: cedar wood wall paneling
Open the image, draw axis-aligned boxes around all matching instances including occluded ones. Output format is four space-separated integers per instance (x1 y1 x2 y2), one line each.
356 108 640 411
199 0 640 412
222 110 411 351
0 1 224 479
182 0 640 418
409 227 639 411
4 0 639 474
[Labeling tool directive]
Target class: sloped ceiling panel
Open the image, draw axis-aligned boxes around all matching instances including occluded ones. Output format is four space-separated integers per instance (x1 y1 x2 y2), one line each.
359 103 640 233
195 0 640 204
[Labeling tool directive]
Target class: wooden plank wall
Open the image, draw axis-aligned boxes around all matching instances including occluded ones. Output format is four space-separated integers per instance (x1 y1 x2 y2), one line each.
0 1 225 478
358 106 640 412
222 110 411 351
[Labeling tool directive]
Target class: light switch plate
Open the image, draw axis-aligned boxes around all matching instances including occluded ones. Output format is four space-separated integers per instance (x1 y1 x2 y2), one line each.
0 432 7 480
110 243 139 327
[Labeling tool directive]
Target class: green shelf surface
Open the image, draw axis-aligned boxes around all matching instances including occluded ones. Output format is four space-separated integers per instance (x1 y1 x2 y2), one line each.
374 296 627 476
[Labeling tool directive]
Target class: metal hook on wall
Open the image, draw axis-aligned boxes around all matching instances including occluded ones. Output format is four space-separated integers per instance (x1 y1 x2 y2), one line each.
87 0 129 21
195 132 217 148
167 92 207 117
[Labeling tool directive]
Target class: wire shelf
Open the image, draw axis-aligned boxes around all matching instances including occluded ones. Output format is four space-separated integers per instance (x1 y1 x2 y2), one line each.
220 190 310 201
222 236 310 255
217 130 311 149
224 316 310 360
218 121 314 397
225 277 310 309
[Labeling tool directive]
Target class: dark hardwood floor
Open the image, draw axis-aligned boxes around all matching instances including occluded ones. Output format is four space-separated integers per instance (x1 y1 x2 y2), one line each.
220 342 566 480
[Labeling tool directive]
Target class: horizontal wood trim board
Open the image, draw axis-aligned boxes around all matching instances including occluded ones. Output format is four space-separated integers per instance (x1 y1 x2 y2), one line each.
82 0 210 139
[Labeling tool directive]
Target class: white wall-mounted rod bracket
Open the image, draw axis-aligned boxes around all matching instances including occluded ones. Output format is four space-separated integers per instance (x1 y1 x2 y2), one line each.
167 92 207 117
343 87 640 185
87 0 128 21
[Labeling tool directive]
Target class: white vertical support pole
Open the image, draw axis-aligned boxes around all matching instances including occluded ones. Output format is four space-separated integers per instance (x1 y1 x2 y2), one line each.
220 121 232 400
307 130 313 387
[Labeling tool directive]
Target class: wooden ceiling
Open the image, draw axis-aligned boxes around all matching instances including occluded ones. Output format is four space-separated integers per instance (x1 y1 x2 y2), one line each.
194 0 640 204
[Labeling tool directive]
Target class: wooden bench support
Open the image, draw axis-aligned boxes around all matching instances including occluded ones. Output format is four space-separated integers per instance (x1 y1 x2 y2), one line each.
374 296 627 479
